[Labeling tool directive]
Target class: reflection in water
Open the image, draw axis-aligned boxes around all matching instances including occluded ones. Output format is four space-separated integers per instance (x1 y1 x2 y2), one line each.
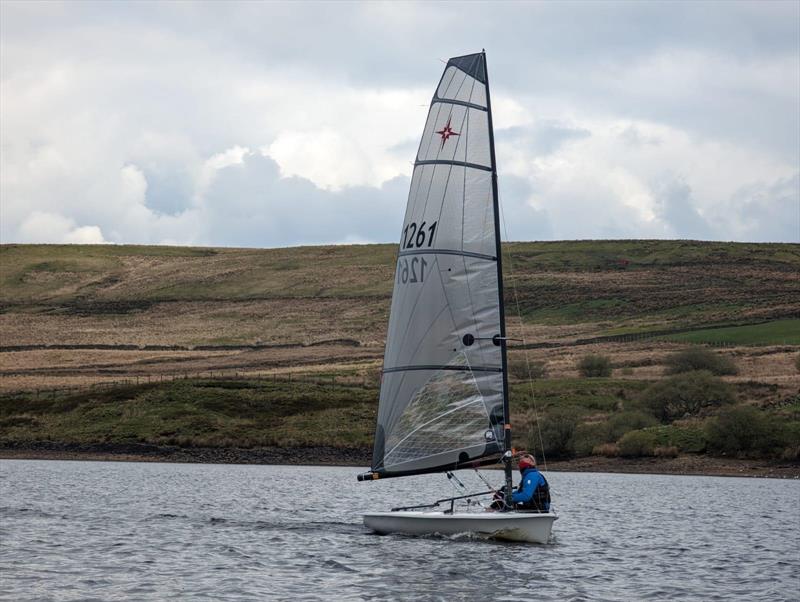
0 460 798 601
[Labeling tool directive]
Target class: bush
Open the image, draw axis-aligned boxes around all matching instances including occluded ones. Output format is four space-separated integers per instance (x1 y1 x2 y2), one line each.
508 358 548 380
618 430 658 457
578 354 612 378
573 421 609 456
653 445 679 458
607 411 659 441
665 347 738 376
533 408 579 459
642 370 735 423
706 406 785 458
795 353 800 374
648 423 708 453
508 359 547 380
593 443 620 457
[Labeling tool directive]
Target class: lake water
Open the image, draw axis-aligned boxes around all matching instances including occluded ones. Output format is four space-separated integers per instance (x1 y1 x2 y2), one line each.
1 460 798 601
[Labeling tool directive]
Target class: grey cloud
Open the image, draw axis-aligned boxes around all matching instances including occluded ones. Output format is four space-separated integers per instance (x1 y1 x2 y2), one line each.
498 174 554 241
618 126 662 148
501 122 591 156
653 177 714 240
141 167 195 216
1 1 797 246
726 172 800 242
199 153 408 248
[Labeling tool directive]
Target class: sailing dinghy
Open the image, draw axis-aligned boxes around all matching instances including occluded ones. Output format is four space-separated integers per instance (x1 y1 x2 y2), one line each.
358 52 557 543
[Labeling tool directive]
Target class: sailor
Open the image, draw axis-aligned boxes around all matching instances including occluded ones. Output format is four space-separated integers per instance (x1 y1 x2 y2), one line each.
511 454 550 512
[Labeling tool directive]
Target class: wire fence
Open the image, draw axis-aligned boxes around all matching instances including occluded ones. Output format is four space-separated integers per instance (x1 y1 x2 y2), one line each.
0 369 382 402
1 333 794 401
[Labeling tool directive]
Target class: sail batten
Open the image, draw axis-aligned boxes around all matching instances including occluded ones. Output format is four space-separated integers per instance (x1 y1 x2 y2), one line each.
383 365 502 374
432 98 488 112
397 249 496 261
368 52 505 479
414 159 492 171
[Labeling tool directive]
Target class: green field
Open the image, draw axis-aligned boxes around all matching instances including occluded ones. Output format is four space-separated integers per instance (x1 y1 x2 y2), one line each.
661 319 800 345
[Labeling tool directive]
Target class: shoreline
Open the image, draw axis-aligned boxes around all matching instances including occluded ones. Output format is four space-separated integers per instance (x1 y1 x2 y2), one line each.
1 442 798 479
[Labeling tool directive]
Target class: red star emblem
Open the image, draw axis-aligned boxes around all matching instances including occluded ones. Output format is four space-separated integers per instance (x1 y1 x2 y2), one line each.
435 117 460 149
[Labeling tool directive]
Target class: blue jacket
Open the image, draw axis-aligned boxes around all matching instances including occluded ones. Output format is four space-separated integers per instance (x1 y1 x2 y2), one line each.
511 467 549 510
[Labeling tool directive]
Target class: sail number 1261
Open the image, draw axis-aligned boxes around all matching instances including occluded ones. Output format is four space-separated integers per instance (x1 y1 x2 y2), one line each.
402 221 437 249
397 257 428 285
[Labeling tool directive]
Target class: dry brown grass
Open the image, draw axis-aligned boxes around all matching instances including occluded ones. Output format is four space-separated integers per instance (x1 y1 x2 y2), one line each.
1 241 798 395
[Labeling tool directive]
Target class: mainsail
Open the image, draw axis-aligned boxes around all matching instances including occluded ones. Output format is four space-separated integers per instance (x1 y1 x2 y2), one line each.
361 52 510 480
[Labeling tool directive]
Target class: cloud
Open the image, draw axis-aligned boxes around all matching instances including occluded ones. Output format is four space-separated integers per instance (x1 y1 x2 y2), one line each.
198 151 408 247
653 177 713 240
722 172 800 242
17 211 106 244
1 1 798 246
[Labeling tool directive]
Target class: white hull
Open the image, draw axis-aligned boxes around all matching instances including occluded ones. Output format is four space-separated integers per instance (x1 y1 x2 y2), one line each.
363 511 557 544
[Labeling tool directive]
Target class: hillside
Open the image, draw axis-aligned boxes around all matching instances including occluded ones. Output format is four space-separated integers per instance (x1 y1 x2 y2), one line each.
1 241 798 473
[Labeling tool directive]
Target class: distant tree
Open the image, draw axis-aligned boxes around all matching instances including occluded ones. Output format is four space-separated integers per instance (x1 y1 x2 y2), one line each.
706 406 783 458
578 354 612 377
642 370 735 423
664 347 738 376
532 408 579 459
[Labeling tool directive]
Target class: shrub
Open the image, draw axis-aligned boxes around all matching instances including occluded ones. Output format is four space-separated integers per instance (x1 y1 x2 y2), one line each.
795 353 800 374
574 421 609 456
653 445 679 458
607 411 659 441
534 408 579 459
642 370 735 423
617 430 658 457
706 406 785 458
593 443 620 457
648 423 708 453
664 347 738 376
578 354 612 378
508 358 548 380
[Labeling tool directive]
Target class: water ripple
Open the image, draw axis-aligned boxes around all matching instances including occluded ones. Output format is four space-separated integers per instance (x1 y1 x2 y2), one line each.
0 460 798 601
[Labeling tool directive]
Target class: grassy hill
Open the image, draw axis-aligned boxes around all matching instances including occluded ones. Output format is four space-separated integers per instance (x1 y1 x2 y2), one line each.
1 240 798 468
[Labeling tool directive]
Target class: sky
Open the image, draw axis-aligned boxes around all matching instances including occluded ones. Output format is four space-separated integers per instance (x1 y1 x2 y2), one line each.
1 0 798 247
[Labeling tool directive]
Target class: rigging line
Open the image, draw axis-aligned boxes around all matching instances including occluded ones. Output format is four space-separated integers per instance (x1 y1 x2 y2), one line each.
498 192 549 476
474 468 498 492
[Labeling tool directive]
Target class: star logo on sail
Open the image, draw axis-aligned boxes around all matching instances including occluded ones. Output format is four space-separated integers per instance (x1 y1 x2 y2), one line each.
435 117 460 149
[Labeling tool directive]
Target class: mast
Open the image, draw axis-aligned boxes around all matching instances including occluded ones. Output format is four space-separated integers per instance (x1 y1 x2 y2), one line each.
482 50 514 507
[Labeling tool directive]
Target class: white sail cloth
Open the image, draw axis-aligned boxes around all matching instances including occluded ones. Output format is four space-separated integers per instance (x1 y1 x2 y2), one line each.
372 53 505 477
